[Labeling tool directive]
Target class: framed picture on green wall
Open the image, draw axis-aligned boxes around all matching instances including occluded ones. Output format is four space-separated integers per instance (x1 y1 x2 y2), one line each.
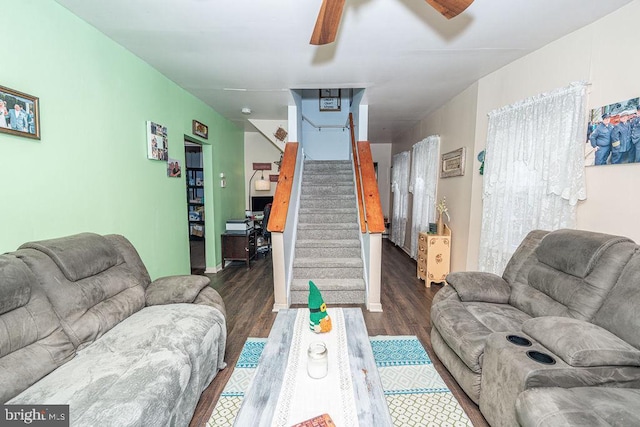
147 121 168 160
0 85 40 140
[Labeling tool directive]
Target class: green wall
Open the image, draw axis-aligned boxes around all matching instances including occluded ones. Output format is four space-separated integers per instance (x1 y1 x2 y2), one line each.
0 0 245 278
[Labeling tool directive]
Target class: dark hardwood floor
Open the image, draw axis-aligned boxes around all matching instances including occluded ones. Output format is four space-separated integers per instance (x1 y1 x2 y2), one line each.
189 239 488 427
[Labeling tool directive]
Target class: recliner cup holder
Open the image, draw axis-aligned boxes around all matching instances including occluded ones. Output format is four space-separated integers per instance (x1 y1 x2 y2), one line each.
526 350 556 365
506 335 532 347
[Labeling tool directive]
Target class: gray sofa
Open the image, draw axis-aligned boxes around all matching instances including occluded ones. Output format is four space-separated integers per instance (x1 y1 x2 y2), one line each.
0 232 227 426
430 229 640 426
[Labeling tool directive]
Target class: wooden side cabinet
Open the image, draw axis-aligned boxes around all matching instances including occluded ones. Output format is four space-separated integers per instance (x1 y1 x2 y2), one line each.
221 229 256 269
417 225 451 287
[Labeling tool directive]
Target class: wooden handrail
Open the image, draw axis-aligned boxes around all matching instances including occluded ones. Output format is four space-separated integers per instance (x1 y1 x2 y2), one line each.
349 114 366 233
358 141 385 233
267 142 298 233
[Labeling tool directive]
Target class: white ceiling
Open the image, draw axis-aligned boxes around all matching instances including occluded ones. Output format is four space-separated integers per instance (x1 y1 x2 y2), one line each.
55 0 632 143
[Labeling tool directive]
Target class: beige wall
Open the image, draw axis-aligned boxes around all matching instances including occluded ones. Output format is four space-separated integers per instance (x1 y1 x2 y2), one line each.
393 84 479 269
474 0 640 260
393 0 640 271
244 131 282 210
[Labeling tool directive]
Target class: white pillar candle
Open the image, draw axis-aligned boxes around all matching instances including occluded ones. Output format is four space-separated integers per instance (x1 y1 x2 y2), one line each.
307 341 328 379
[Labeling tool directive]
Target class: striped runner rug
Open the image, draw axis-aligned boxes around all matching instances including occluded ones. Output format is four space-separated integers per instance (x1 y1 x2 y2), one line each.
208 335 472 426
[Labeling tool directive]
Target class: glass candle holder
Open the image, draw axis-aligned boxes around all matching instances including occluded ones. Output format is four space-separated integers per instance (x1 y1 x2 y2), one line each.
307 341 328 379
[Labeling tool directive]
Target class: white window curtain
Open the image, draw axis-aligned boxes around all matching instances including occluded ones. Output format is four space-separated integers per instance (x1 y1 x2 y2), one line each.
391 151 411 247
409 135 440 258
479 82 588 274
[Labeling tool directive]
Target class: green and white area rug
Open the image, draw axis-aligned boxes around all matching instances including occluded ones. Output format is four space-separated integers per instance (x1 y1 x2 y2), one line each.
208 336 472 426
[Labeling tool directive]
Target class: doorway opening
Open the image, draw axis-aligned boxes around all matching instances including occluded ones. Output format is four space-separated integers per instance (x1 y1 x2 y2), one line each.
185 141 205 274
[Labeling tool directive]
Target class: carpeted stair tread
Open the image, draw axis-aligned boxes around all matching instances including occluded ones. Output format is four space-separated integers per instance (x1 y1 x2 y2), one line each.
295 247 361 258
298 202 356 210
304 161 351 169
302 184 354 190
296 229 360 240
302 171 352 177
302 175 353 183
299 208 357 214
300 194 355 200
295 240 362 257
305 160 351 164
304 167 352 173
296 239 360 248
294 257 363 268
302 187 354 196
297 214 358 224
297 222 357 230
292 267 362 279
290 278 365 291
302 170 353 176
289 289 366 305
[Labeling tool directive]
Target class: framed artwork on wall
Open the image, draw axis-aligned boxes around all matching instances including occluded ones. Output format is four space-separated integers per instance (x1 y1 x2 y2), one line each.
440 147 466 178
586 96 639 167
167 158 181 177
0 85 40 140
147 121 168 161
319 89 341 111
192 120 208 139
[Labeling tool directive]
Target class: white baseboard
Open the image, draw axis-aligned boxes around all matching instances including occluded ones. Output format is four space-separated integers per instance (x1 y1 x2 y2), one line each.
272 303 289 312
205 264 222 274
367 302 383 312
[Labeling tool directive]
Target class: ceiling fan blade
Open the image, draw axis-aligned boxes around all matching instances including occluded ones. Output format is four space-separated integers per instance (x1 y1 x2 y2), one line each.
425 0 474 19
310 0 346 45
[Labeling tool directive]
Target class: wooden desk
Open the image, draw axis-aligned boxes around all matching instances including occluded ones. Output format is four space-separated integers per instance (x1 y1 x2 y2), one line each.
221 228 256 268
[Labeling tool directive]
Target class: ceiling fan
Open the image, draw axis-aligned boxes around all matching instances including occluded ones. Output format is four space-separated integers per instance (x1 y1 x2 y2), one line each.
310 0 474 45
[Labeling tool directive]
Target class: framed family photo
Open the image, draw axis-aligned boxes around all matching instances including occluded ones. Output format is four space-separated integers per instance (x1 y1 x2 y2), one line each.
147 121 168 161
586 96 640 167
167 158 182 178
0 85 40 140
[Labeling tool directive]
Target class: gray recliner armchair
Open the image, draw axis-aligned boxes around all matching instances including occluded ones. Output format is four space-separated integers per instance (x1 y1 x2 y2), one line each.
430 229 640 426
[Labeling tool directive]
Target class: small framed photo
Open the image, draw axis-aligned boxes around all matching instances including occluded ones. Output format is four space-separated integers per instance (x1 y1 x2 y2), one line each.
441 147 466 178
167 158 182 178
0 85 40 140
192 120 208 139
147 121 168 161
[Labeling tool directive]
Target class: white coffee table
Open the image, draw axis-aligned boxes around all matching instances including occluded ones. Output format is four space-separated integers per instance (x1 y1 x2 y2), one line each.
234 308 392 426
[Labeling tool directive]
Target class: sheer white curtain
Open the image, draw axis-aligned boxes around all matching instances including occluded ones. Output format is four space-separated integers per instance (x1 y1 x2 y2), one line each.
479 82 588 274
391 151 411 247
409 135 440 258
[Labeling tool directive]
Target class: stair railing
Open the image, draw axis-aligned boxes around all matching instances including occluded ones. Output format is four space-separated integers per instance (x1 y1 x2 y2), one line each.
350 114 367 233
268 142 298 232
303 114 350 131
349 113 385 234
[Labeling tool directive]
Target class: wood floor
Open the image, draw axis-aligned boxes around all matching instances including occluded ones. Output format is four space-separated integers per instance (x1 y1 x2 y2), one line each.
189 239 489 427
